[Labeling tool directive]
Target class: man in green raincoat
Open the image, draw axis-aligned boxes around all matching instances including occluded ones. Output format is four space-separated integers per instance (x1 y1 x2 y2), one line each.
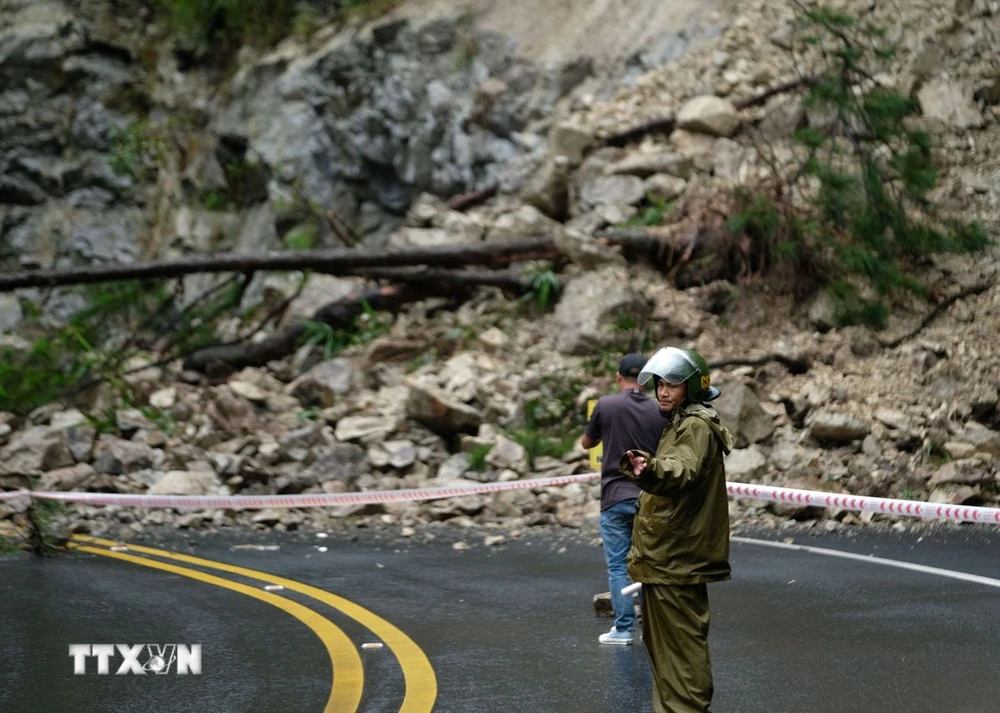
619 346 735 713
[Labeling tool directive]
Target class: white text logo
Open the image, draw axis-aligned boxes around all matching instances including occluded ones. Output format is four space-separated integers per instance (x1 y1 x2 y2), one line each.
68 644 201 675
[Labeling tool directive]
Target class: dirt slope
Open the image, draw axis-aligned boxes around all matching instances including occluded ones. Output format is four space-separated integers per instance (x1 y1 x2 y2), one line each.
389 0 720 64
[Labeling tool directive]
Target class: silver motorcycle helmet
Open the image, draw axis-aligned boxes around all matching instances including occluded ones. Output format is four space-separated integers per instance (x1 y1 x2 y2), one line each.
638 347 721 403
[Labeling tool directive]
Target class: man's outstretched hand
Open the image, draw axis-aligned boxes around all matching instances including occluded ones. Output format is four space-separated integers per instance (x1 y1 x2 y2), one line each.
626 450 648 476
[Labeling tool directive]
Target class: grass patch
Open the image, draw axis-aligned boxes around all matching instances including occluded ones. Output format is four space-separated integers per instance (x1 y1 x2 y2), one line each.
300 297 390 360
618 196 673 228
467 444 493 472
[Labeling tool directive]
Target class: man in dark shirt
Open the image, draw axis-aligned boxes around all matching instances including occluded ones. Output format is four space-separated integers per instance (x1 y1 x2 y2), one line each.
582 353 665 645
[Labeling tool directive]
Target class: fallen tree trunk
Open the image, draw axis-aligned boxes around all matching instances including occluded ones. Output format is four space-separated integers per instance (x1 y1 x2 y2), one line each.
182 284 456 374
182 266 545 373
0 225 764 299
58 225 777 374
709 353 811 375
0 239 557 293
342 266 531 291
0 230 729 294
598 226 768 288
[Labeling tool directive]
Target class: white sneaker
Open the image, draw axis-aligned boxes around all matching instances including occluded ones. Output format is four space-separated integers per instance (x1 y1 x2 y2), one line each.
598 627 633 645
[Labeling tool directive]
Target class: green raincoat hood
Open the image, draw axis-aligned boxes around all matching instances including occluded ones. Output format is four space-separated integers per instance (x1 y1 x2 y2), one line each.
682 404 736 455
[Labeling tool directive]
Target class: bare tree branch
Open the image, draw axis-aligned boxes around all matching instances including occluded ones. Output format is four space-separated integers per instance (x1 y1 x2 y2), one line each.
879 282 995 349
447 184 499 212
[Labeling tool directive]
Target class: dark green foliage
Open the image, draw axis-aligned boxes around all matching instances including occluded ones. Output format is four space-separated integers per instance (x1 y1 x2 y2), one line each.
0 337 89 417
283 223 319 250
109 121 165 180
582 349 619 377
84 409 121 435
619 196 674 228
578 311 656 376
298 406 321 422
504 425 577 466
0 533 19 555
341 0 403 22
156 0 297 50
299 297 389 359
519 262 561 311
0 281 169 414
155 0 402 53
610 309 655 353
0 278 253 416
731 3 991 327
466 444 493 472
201 189 231 212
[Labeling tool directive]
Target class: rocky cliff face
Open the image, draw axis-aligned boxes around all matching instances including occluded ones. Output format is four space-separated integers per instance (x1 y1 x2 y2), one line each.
0 0 716 277
1 0 999 542
0 1 149 272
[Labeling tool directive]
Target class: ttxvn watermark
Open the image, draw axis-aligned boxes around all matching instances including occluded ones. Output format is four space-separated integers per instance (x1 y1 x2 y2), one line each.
68 644 201 675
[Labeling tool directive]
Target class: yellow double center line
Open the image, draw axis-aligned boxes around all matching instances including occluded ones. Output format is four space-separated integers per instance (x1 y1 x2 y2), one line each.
70 534 437 713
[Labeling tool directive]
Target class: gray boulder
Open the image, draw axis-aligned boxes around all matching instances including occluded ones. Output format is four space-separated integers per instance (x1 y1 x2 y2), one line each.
807 410 871 443
1 426 74 472
405 379 484 436
552 266 647 355
713 383 776 448
676 96 740 137
148 470 225 496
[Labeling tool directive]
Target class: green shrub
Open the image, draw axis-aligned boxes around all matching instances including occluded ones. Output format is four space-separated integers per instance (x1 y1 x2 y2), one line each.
292 5 324 40
519 262 561 311
619 196 673 228
109 121 165 180
0 278 250 416
26 498 70 555
583 349 619 377
201 189 231 212
0 533 19 555
299 297 390 359
0 338 88 416
505 426 577 466
467 444 492 472
0 281 170 414
283 223 319 250
156 0 402 52
341 0 403 23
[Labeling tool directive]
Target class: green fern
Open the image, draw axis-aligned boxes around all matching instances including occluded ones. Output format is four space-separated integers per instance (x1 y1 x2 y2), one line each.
520 262 561 310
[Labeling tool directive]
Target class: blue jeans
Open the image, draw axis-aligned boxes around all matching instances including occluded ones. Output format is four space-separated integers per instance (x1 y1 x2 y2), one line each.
600 497 638 631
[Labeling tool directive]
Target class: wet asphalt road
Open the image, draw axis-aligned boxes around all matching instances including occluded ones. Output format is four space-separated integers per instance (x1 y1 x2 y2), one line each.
2 523 999 713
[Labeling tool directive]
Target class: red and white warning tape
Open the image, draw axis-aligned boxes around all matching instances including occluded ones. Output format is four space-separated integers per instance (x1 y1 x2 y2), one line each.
2 475 999 525
727 482 1000 525
0 473 598 510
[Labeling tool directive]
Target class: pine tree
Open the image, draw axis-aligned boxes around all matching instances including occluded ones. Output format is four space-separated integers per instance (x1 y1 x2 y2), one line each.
732 3 990 327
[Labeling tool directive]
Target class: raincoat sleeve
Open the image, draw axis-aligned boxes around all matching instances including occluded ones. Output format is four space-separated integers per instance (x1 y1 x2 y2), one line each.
619 418 712 496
